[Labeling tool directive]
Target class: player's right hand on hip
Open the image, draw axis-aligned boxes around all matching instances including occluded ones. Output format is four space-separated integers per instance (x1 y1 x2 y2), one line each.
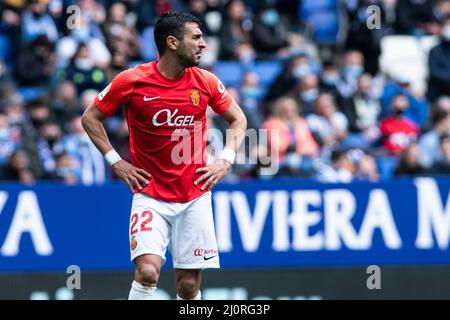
112 160 151 192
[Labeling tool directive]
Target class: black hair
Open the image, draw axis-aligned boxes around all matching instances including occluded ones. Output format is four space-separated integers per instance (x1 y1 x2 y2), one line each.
331 149 346 163
153 12 201 56
440 133 450 145
432 108 449 125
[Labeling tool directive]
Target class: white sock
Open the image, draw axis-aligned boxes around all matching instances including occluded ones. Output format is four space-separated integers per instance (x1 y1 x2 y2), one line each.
177 290 201 300
128 280 156 300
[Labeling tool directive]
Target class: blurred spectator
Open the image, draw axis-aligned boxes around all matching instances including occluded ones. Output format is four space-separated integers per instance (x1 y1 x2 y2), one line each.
381 0 398 30
103 1 141 61
50 80 79 125
187 0 213 36
0 112 20 166
295 74 319 114
338 73 381 149
36 121 63 176
263 97 319 176
427 16 450 102
79 89 98 112
435 0 450 23
62 116 107 185
306 93 349 148
419 109 450 168
393 143 427 176
0 79 18 103
319 61 340 93
429 133 450 174
345 0 385 75
21 0 58 43
275 0 301 28
78 0 107 41
134 0 186 33
380 95 420 154
316 149 353 183
27 97 51 131
434 95 450 113
1 92 26 128
219 0 255 62
351 150 380 182
239 71 264 129
56 14 112 69
251 2 290 59
382 73 429 127
0 149 35 183
14 34 56 86
265 53 315 104
59 42 108 93
106 50 129 80
395 0 440 35
21 97 54 177
336 50 365 98
1 1 23 56
53 152 80 184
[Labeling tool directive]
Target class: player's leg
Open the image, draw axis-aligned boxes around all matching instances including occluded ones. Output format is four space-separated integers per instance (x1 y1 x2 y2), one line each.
128 254 162 300
128 193 173 300
170 191 219 300
174 268 202 299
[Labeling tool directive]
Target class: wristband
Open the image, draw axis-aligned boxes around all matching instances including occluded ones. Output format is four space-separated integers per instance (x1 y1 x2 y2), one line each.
104 149 122 166
219 148 236 164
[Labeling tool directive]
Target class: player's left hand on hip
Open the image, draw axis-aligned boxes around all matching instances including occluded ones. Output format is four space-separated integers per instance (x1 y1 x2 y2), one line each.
194 159 231 190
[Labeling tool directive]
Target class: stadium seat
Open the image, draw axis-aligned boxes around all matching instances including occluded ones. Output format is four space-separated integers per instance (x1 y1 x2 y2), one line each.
213 61 244 88
0 34 12 63
140 27 158 61
376 156 399 181
18 86 46 102
300 0 340 44
379 35 438 96
251 61 283 88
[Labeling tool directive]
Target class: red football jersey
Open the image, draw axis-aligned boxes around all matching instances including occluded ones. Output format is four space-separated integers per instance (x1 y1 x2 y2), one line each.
94 61 232 202
380 116 420 154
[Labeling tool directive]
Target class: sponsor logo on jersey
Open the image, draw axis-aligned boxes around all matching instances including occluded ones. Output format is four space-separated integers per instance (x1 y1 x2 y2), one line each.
217 80 225 94
144 96 160 101
152 109 196 127
190 89 200 106
194 248 218 259
98 83 111 101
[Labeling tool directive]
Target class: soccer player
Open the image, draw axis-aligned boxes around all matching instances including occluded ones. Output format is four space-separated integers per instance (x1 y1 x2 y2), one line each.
81 12 247 300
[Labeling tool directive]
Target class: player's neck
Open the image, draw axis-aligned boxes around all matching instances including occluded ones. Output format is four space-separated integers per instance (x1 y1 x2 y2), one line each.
156 57 185 79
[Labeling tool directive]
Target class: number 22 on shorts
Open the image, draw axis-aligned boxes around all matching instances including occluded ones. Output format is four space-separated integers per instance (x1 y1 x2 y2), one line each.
130 211 153 235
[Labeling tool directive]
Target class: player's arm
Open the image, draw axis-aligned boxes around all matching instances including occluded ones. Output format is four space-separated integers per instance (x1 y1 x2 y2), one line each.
195 99 247 190
81 101 151 191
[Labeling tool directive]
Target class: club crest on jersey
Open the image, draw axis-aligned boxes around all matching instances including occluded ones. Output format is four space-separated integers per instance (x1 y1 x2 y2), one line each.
190 89 200 106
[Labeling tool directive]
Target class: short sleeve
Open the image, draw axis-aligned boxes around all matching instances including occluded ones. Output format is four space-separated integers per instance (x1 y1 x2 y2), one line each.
202 70 233 114
333 112 349 131
94 69 134 116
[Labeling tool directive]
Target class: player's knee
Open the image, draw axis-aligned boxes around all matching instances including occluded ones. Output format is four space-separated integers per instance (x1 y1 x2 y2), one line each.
177 277 198 298
135 263 160 287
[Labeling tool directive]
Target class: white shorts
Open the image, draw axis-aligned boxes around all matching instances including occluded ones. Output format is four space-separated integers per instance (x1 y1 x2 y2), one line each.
129 191 220 269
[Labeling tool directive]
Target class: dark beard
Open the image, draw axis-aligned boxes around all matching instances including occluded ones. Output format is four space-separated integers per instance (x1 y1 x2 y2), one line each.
177 44 199 68
178 54 199 68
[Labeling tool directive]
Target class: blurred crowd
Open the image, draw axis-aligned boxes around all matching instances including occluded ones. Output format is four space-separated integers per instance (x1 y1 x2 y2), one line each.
0 0 450 185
